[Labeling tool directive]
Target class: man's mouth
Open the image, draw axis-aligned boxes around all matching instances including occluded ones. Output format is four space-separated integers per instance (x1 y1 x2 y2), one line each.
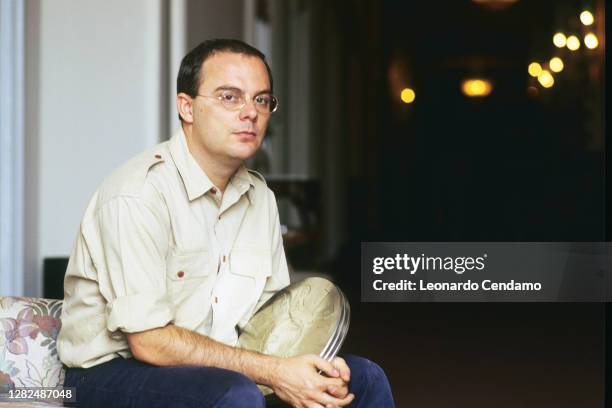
233 130 256 138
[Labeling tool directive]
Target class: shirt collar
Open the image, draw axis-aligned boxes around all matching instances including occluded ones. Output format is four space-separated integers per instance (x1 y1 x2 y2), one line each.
169 127 256 202
232 164 256 203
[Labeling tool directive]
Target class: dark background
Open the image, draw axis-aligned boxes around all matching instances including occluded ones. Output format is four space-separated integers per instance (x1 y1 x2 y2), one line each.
318 1 605 406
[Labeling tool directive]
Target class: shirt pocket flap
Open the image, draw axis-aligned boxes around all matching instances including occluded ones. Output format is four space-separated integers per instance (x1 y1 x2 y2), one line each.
230 251 272 278
166 250 210 281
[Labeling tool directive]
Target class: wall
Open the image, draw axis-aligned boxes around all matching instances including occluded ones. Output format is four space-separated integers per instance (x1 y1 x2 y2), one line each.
0 0 25 296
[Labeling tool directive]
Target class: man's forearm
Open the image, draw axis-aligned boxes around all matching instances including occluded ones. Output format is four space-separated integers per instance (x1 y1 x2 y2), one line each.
127 324 279 385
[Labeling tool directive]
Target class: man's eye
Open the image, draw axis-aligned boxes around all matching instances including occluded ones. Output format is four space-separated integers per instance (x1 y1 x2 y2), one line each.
255 95 270 105
220 92 241 103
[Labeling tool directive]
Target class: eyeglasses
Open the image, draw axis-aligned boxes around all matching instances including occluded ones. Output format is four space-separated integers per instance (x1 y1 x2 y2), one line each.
197 89 278 114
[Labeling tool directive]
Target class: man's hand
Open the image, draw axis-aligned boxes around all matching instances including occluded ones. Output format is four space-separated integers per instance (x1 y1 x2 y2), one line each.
326 357 351 399
269 354 354 408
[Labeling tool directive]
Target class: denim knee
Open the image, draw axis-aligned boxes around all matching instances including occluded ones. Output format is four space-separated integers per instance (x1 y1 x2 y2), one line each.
365 359 388 384
215 373 265 408
344 355 395 407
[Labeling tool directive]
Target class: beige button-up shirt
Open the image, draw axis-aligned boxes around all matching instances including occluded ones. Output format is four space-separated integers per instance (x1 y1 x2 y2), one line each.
58 128 290 368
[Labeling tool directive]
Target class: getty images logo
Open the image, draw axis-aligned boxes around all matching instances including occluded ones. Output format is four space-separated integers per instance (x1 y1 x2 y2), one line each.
372 253 488 275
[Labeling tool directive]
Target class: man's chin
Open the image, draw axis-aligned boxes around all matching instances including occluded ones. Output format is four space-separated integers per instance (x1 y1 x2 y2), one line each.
229 145 260 162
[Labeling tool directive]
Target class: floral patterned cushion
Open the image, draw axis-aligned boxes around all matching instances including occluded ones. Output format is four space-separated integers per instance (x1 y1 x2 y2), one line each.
0 296 64 404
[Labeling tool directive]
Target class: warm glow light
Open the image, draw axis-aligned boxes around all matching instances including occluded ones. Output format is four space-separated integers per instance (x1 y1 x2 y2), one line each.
566 35 580 51
472 0 518 10
537 70 554 88
584 33 599 49
553 32 567 48
528 62 542 77
580 11 594 25
527 86 539 97
549 57 564 73
400 88 416 103
461 79 493 97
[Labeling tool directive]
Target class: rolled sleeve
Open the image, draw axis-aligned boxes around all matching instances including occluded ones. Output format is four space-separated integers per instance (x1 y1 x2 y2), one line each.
107 291 174 333
86 195 174 334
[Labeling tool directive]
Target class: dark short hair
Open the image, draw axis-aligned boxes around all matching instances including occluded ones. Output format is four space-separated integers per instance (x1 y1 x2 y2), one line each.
177 39 273 122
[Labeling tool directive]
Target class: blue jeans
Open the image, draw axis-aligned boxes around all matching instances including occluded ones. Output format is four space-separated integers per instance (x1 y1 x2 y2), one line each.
64 355 394 407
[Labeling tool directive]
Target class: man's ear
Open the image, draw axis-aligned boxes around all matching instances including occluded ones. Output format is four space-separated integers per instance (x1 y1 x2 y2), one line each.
177 93 194 123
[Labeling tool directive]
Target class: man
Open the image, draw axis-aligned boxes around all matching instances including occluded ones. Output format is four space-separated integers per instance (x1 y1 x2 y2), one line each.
58 39 394 407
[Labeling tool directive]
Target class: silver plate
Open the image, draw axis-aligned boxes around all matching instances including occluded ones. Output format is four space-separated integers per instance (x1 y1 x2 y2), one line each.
237 277 350 395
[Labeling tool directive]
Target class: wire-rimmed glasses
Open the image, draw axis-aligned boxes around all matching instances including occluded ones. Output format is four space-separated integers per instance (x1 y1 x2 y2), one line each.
197 88 278 114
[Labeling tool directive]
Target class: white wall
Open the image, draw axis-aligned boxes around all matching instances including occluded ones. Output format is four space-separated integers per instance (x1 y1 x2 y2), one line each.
24 0 166 296
0 0 25 296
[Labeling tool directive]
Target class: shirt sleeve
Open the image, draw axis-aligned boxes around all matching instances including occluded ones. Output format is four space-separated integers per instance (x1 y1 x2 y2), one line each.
255 190 291 311
84 195 174 334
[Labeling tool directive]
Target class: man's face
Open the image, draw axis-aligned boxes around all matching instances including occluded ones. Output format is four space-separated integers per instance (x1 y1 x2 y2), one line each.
188 52 271 164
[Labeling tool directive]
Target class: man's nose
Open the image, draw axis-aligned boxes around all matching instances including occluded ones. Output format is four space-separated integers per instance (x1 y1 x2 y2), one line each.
239 99 258 121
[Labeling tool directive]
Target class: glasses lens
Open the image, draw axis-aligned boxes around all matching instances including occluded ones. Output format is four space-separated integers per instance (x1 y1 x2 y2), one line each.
269 95 278 113
254 94 278 114
219 90 244 109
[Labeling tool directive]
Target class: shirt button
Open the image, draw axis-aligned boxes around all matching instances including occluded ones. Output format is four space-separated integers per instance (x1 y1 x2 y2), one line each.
211 187 217 194
177 271 185 278
154 154 162 159
222 255 226 263
214 296 218 304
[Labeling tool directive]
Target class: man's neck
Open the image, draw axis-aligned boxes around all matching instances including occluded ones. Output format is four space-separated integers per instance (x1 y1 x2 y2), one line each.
182 124 240 193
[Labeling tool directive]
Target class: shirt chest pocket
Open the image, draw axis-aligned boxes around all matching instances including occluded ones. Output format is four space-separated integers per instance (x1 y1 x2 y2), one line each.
166 249 211 280
227 251 272 305
230 250 272 279
166 249 214 304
